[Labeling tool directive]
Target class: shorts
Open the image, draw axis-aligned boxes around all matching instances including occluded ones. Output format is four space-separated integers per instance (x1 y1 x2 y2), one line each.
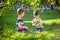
33 27 43 32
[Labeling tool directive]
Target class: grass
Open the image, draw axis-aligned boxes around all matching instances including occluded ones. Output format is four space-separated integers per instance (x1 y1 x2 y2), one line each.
0 9 60 40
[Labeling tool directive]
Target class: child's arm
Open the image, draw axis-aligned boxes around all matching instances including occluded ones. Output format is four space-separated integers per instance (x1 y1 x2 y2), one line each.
32 19 36 26
18 23 28 29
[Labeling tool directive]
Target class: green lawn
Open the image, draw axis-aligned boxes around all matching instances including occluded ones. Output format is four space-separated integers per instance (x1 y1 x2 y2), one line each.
0 9 60 40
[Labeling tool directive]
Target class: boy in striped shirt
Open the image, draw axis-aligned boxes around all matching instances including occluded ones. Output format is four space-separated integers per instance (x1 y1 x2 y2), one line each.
16 8 29 32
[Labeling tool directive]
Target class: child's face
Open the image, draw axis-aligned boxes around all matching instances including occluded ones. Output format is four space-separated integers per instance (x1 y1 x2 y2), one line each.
34 15 39 18
21 12 24 17
19 12 24 17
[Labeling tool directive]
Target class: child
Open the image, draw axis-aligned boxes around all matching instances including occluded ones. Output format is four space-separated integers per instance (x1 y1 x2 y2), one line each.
32 11 43 33
16 8 29 32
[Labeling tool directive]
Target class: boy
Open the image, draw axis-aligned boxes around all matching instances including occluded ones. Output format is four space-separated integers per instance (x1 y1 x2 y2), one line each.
32 11 44 33
16 8 29 32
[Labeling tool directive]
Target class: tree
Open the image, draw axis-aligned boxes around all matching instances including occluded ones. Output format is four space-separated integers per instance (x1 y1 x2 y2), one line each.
0 0 41 17
20 0 41 10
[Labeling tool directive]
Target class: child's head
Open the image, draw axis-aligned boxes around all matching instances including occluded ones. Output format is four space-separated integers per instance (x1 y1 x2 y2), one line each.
17 8 24 17
33 11 39 18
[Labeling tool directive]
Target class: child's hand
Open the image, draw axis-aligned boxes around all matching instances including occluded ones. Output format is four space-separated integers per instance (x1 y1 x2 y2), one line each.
32 24 35 26
36 24 40 27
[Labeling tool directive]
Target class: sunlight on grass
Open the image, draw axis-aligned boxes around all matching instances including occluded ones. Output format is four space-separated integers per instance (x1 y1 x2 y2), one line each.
24 19 60 25
43 19 60 25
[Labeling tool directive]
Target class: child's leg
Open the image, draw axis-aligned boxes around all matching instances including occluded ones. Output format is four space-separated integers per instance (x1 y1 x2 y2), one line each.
33 27 36 31
22 26 30 32
22 26 28 30
22 28 28 32
16 27 22 32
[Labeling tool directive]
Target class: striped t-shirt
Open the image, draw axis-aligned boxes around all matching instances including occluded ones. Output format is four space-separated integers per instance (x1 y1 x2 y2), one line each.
16 16 24 28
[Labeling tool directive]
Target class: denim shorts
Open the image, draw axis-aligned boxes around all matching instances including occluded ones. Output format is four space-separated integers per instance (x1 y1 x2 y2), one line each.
33 27 43 32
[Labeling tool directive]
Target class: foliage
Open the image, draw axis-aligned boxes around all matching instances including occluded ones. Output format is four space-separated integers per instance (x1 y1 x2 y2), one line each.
19 0 41 10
